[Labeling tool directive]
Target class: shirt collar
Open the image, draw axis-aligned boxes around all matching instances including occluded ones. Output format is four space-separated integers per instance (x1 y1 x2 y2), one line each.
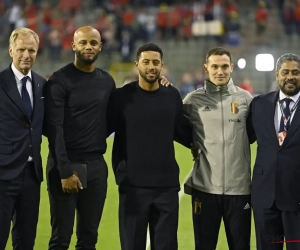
204 78 235 93
11 63 32 81
279 90 300 103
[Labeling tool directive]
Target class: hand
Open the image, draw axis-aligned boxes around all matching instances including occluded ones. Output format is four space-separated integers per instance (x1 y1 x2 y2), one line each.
159 75 173 87
61 174 83 193
191 143 199 160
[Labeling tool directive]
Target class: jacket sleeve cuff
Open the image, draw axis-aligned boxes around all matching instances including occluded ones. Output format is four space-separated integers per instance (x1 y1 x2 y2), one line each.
58 164 73 179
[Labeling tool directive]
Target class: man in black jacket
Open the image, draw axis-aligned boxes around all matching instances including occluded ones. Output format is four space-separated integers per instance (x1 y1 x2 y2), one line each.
107 43 192 250
45 26 115 250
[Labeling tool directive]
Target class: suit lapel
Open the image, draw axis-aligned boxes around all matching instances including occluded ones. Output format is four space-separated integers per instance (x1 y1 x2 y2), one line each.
0 67 30 120
31 72 42 118
265 91 280 148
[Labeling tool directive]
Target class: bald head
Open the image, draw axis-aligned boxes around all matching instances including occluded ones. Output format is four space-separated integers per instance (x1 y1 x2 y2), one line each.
72 26 102 66
73 26 101 42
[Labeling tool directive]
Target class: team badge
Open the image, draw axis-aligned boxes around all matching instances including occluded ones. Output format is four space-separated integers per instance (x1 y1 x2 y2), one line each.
231 103 239 114
194 201 202 215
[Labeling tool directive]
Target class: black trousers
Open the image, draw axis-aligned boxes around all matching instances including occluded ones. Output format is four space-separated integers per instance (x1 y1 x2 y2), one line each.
192 189 251 250
0 162 40 250
119 186 179 250
47 157 108 250
253 202 300 250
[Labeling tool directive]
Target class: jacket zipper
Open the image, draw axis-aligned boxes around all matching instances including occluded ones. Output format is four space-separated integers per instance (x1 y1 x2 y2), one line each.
220 90 225 194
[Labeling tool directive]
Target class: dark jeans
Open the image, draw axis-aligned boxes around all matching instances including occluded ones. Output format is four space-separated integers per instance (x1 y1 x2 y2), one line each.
47 157 108 250
119 186 180 250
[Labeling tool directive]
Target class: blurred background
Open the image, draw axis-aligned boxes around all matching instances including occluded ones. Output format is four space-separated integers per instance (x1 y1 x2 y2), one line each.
0 0 297 96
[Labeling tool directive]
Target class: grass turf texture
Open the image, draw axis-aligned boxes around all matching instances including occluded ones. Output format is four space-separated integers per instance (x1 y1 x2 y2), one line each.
6 138 260 249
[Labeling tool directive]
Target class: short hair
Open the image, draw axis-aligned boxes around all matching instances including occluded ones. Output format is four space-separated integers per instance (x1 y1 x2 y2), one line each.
275 53 300 71
206 47 232 63
136 43 163 61
9 28 39 46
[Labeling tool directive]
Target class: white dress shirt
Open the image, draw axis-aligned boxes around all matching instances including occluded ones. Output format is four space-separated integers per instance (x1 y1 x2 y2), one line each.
11 63 33 161
274 90 300 134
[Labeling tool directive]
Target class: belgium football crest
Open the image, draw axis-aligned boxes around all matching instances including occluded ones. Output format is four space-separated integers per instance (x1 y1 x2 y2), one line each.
231 103 239 114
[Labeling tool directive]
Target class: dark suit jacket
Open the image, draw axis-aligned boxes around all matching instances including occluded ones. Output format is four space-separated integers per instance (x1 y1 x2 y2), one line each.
248 91 300 211
0 65 46 182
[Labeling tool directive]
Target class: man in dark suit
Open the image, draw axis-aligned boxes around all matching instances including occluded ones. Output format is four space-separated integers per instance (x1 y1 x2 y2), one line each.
248 53 300 250
0 28 46 250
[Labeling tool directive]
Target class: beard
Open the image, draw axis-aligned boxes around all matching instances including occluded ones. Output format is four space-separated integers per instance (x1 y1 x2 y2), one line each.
279 80 300 96
75 50 99 64
139 70 160 84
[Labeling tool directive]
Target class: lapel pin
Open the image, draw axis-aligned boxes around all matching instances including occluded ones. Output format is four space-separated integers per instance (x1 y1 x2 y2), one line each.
37 84 40 87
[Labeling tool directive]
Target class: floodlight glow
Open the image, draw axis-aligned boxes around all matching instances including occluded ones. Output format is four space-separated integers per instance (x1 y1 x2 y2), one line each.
237 58 246 69
255 54 274 71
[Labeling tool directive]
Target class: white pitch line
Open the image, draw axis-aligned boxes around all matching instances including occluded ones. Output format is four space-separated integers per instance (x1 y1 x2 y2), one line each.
146 177 188 250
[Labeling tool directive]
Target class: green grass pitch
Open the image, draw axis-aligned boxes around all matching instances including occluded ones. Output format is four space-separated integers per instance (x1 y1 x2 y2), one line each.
6 138 259 249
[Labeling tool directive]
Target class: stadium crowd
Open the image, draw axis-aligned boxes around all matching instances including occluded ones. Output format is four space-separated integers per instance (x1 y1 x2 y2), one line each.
0 0 249 62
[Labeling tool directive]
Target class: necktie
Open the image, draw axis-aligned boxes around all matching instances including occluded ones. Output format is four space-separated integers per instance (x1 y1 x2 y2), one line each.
21 76 32 119
279 98 292 132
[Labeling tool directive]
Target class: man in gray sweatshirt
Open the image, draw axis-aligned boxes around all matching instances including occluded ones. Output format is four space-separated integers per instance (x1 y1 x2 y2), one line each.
183 47 254 250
